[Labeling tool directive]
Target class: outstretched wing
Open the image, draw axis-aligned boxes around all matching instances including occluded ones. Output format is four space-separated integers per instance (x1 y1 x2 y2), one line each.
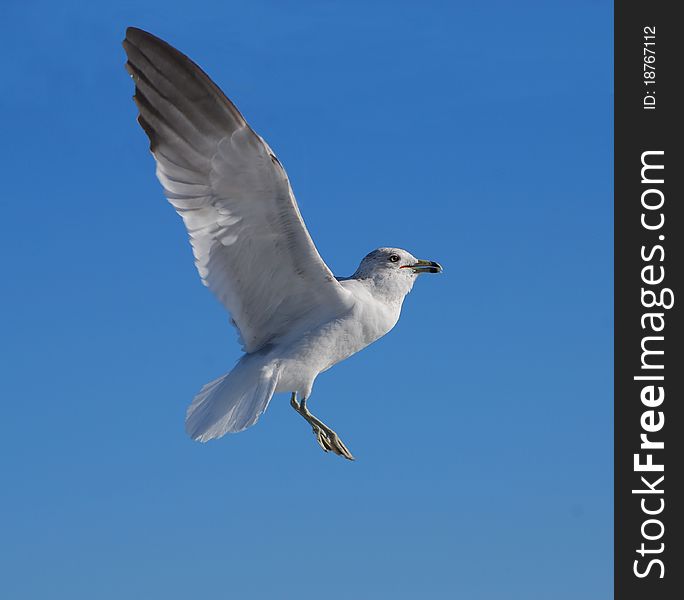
123 27 352 353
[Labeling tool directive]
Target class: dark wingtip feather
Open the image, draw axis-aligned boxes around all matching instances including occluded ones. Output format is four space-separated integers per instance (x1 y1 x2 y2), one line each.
124 27 183 62
122 26 150 50
125 26 156 44
121 26 247 128
137 114 158 152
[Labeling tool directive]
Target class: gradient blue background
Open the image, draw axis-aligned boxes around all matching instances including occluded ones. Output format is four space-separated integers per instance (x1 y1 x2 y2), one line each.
0 1 613 598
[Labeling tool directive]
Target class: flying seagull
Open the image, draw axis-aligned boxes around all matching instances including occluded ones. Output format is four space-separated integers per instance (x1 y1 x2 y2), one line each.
123 27 442 460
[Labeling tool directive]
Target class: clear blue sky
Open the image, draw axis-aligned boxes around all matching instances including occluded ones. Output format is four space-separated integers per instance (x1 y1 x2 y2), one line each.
0 1 613 598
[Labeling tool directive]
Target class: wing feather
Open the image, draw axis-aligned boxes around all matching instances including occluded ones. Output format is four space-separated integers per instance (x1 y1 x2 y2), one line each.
123 27 352 352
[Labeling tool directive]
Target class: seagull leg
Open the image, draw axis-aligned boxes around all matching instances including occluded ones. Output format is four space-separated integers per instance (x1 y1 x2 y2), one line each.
290 393 355 461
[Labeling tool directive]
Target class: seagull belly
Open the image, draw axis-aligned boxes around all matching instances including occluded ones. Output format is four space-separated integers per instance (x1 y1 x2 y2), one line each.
273 297 400 396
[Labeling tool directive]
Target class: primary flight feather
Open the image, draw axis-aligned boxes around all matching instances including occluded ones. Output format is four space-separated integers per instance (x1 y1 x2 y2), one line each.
123 27 441 460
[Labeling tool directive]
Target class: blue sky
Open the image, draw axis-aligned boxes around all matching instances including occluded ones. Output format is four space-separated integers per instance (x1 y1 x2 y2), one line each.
0 1 613 598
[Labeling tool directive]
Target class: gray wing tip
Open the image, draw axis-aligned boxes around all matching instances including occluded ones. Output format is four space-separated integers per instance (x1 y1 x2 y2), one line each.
123 26 159 47
122 27 187 66
121 26 248 130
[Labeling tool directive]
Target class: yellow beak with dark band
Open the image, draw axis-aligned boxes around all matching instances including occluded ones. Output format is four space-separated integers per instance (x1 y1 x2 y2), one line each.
401 259 443 274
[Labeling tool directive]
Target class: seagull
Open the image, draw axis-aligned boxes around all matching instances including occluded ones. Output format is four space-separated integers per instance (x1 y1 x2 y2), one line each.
123 27 442 460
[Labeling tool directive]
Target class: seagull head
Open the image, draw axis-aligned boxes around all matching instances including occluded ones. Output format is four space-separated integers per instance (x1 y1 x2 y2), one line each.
352 247 442 297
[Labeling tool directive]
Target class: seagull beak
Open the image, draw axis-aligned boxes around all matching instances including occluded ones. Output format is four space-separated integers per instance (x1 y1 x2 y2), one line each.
401 259 443 274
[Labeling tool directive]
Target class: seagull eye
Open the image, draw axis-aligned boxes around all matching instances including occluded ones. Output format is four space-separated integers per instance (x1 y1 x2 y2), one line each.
388 254 400 263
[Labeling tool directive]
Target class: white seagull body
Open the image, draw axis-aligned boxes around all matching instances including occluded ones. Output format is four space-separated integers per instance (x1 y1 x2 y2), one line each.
123 27 442 459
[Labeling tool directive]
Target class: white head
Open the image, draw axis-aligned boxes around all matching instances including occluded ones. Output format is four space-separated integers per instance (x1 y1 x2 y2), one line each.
352 247 442 302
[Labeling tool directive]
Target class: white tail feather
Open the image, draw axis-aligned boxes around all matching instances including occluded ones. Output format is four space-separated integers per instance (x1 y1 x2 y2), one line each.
185 355 279 442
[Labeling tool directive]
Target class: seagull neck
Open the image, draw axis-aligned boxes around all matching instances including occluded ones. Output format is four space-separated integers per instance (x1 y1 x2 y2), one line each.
358 273 414 306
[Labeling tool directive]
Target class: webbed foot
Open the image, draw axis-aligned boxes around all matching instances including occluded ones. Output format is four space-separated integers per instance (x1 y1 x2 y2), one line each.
290 393 355 461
